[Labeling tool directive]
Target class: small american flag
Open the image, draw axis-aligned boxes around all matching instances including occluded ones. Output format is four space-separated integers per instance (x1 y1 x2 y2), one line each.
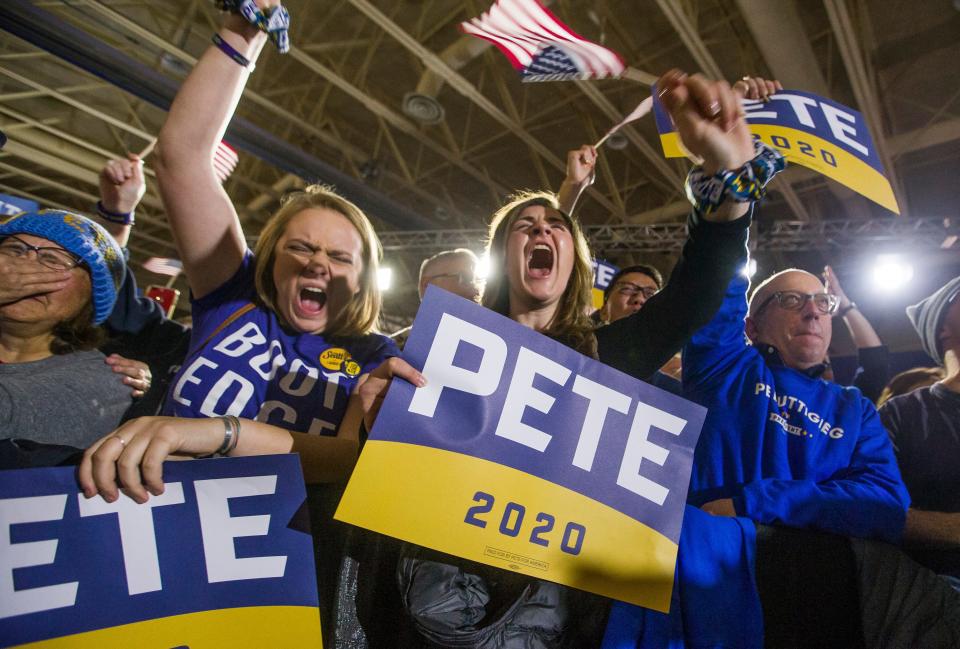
213 141 239 184
142 257 183 277
460 0 625 82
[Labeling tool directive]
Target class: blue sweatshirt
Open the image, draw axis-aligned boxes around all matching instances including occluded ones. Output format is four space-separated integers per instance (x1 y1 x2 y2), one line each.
602 275 911 649
682 274 909 542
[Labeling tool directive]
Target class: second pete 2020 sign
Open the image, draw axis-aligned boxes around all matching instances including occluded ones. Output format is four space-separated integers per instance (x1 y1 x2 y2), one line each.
653 87 900 214
336 287 707 612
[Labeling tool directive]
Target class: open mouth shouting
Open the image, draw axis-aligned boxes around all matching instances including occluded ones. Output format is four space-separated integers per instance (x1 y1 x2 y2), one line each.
296 286 327 317
527 242 554 279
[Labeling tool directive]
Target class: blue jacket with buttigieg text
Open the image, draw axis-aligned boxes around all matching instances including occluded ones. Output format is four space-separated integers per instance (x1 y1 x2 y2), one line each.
682 274 909 540
601 274 911 649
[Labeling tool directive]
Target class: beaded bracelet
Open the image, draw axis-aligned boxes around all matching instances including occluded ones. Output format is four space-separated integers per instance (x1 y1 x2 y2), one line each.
212 33 254 69
96 200 135 226
214 0 290 53
685 139 786 215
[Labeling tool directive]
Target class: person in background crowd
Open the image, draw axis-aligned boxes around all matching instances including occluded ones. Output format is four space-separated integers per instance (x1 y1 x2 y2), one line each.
596 263 683 392
600 264 663 324
880 275 960 589
418 248 481 303
390 248 481 347
823 264 890 402
80 0 396 496
93 155 191 420
877 365 945 407
356 68 761 649
0 210 129 451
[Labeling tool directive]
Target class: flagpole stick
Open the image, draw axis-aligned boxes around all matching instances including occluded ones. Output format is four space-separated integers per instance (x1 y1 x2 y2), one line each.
621 66 658 85
138 137 157 159
165 272 180 289
594 130 614 149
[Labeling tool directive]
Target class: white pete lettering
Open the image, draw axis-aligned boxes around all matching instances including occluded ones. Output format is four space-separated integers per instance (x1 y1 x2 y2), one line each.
0 495 78 619
408 313 507 418
77 484 185 595
617 403 687 506
494 346 571 452
571 374 632 472
194 476 287 583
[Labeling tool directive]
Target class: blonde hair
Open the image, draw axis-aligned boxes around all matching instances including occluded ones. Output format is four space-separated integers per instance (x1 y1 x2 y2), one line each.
253 185 383 337
481 191 597 357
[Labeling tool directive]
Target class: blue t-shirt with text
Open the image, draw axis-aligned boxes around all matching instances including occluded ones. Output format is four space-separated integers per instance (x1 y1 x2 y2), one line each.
162 252 397 434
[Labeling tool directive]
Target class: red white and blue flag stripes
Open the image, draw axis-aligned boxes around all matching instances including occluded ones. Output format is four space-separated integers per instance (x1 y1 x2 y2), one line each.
460 0 626 82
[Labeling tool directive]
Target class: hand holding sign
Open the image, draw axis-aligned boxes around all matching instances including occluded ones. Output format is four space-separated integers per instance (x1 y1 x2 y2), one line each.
657 69 754 175
355 357 426 431
80 416 225 503
732 76 783 102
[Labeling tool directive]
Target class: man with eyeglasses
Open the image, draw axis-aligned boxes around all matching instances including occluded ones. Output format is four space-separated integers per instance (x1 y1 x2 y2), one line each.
417 248 481 303
391 249 481 348
676 267 919 643
683 266 909 536
600 264 663 324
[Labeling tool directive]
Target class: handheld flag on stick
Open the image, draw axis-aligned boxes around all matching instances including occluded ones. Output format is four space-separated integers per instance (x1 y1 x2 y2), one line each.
460 0 625 81
595 96 653 148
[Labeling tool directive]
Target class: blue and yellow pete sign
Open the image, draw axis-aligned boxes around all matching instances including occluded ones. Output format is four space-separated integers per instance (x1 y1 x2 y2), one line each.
336 287 707 612
0 455 322 648
652 87 899 214
592 259 618 310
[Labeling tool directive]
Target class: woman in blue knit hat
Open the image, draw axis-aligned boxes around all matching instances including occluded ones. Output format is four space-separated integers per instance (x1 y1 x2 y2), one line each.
0 209 130 448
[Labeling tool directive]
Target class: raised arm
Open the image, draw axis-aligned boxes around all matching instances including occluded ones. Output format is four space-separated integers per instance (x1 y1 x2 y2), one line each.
154 8 270 298
557 145 597 215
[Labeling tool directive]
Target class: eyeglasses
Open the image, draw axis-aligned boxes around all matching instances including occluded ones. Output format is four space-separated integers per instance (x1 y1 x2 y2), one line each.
425 270 478 287
0 235 82 271
755 290 839 316
614 282 659 300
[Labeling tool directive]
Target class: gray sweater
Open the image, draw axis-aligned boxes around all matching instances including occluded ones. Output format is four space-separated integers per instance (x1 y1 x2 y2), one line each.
0 349 131 448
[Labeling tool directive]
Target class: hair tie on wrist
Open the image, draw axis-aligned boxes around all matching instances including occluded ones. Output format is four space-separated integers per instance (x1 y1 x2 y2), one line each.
212 33 254 69
96 201 135 226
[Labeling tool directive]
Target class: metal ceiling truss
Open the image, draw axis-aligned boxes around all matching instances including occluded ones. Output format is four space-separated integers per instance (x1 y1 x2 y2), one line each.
375 217 958 255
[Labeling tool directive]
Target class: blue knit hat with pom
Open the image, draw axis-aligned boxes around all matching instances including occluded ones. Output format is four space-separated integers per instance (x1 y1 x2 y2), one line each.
0 209 125 325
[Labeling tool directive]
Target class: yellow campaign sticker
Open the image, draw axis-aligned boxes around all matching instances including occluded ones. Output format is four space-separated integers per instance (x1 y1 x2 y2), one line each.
343 360 361 377
319 347 351 372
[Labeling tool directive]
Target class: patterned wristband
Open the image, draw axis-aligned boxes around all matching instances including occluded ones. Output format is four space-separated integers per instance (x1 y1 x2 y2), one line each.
96 201 135 226
213 0 290 53
685 139 786 214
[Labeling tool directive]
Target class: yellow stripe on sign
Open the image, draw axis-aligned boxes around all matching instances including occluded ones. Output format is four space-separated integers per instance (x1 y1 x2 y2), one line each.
13 605 322 649
336 440 678 612
749 125 899 213
659 126 899 213
592 287 604 311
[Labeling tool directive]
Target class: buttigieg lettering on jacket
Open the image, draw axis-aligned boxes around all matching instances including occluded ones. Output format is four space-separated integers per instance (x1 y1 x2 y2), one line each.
754 381 845 439
171 322 341 434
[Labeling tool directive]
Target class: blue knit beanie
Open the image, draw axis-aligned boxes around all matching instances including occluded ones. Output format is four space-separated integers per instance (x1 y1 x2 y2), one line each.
905 275 960 366
0 209 125 325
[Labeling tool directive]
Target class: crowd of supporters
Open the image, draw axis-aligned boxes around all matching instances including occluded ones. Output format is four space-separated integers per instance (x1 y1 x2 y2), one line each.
2 2 959 647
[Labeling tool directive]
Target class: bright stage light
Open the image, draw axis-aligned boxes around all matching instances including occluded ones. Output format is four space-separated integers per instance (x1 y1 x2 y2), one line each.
476 253 491 280
378 266 394 291
741 258 757 279
871 254 913 292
